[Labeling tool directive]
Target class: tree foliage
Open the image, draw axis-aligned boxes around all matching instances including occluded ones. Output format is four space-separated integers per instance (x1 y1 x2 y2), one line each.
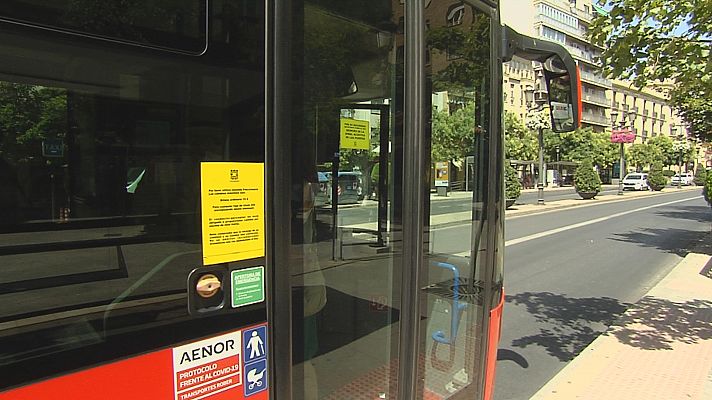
504 112 537 161
589 1 712 140
427 8 490 94
704 169 712 207
646 135 675 166
626 143 662 171
694 165 708 186
648 161 667 190
431 103 476 162
505 162 521 200
545 127 618 168
0 82 67 165
574 158 602 193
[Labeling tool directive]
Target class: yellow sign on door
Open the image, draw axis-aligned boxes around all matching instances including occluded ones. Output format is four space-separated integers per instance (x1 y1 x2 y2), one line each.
340 118 370 150
200 162 265 265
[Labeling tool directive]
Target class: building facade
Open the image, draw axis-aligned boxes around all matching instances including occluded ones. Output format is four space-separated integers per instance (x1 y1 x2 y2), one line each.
610 80 686 144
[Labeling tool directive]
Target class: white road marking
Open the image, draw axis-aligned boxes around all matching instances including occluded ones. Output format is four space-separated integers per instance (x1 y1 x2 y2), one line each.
451 196 701 257
505 196 701 247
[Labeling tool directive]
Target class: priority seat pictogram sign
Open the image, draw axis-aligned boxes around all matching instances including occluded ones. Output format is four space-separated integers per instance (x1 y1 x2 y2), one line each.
243 326 268 396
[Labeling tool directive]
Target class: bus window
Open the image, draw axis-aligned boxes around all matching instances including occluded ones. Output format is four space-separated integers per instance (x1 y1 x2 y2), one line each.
0 0 208 54
0 0 265 391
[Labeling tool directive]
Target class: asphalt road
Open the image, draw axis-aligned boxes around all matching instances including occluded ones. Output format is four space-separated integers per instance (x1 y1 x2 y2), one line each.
495 190 709 400
331 185 624 226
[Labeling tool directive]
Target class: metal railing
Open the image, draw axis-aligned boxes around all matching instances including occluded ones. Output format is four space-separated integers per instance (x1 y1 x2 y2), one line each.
581 112 610 125
579 70 612 87
582 93 610 106
535 14 588 40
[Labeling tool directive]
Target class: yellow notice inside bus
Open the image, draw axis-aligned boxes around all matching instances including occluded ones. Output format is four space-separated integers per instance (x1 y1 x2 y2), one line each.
200 162 265 265
340 118 370 150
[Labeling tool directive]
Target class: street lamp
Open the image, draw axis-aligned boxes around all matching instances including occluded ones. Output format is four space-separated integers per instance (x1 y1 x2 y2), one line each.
611 109 624 195
524 84 549 205
671 126 689 190
555 145 560 187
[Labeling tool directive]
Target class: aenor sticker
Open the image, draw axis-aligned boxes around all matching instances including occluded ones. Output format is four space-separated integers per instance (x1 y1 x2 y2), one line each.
172 324 269 400
173 332 242 400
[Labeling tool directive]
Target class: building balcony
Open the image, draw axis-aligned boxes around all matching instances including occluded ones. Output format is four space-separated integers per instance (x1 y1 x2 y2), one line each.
565 45 600 66
582 93 610 107
579 70 612 88
535 15 588 41
581 112 610 126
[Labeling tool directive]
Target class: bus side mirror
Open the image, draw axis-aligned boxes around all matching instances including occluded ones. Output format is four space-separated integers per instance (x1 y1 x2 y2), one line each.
502 25 582 132
542 55 581 133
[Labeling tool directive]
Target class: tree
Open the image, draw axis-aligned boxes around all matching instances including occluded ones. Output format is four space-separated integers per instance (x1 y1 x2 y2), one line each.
647 161 667 191
504 112 537 161
589 1 712 141
431 103 477 162
693 165 707 186
704 170 712 207
626 143 662 171
0 82 67 165
505 162 522 201
574 158 602 194
551 127 618 169
646 135 675 167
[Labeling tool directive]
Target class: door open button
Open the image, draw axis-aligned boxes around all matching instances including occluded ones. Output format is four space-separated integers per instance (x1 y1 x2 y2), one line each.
196 274 222 298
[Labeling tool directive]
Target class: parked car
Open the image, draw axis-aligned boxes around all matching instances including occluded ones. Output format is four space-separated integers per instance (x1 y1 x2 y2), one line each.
324 171 364 204
670 172 694 186
314 172 330 207
622 173 649 191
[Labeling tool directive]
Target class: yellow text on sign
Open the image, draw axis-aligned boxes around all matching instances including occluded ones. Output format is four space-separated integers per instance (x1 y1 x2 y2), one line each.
200 162 265 265
340 118 370 150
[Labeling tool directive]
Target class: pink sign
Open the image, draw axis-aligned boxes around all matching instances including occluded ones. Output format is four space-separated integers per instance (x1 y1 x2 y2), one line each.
611 128 635 143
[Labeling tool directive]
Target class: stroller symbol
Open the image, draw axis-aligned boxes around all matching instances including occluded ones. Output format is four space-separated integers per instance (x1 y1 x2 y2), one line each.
247 368 265 390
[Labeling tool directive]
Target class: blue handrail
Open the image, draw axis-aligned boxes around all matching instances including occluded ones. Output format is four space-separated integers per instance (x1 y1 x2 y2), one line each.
431 261 468 344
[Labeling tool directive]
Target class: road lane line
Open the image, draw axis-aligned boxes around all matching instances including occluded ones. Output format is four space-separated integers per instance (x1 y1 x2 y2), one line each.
505 196 701 247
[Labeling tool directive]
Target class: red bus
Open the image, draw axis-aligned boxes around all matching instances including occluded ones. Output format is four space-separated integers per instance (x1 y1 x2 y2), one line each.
0 1 579 399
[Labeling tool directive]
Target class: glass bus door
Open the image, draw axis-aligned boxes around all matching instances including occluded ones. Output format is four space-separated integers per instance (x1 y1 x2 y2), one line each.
279 1 502 399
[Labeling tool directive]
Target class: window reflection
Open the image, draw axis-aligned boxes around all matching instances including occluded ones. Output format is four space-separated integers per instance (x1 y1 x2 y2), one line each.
422 2 492 399
0 0 265 389
290 2 403 399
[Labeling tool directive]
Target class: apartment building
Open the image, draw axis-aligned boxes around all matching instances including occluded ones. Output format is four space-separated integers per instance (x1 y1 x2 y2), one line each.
610 80 686 144
502 0 610 130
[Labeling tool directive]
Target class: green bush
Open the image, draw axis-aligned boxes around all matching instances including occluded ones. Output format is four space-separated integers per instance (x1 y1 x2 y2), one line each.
662 169 676 177
647 162 667 191
704 170 712 207
574 159 601 193
693 166 707 186
505 163 521 200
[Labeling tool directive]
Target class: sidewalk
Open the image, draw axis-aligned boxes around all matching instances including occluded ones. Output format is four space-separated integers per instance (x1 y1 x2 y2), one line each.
530 233 712 400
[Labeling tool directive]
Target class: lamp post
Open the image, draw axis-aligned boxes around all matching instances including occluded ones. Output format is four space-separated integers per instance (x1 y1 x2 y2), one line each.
672 126 689 190
524 84 549 205
611 109 624 195
555 145 560 186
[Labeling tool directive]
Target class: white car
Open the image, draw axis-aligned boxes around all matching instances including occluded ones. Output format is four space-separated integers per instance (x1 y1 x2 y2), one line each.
671 173 694 186
622 173 649 191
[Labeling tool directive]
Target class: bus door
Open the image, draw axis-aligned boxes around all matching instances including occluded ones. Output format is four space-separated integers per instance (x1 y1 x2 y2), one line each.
0 2 270 399
280 1 503 399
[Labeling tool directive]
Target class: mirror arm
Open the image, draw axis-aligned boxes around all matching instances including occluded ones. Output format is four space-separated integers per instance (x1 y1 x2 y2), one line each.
501 25 581 130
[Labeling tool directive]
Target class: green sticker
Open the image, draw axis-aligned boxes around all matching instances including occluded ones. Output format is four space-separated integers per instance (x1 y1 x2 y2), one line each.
231 266 265 308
